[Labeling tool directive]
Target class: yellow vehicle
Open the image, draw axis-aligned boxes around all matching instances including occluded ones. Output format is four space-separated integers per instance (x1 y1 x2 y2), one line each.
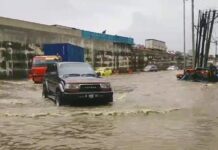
95 67 113 77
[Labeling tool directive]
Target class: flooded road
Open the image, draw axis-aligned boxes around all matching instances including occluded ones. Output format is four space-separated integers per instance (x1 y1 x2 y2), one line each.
1 71 218 149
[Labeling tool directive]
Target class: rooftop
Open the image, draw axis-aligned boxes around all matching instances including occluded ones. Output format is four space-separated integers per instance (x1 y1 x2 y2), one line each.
145 39 166 43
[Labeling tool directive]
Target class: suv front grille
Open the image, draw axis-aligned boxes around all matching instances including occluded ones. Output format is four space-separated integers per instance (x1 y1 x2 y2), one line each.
80 84 101 92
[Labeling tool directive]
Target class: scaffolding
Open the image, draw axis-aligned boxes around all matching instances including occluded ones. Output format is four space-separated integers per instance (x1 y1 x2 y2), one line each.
195 10 218 68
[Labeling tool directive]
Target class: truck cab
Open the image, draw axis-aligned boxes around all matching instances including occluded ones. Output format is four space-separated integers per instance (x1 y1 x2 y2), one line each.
30 55 60 83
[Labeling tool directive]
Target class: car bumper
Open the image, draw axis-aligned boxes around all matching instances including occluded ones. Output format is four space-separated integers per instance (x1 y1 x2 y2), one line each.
62 91 113 104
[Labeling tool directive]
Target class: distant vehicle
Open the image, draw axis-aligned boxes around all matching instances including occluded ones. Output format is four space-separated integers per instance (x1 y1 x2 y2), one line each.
30 55 60 83
167 65 179 71
95 67 113 77
176 68 210 82
143 65 158 72
42 62 113 106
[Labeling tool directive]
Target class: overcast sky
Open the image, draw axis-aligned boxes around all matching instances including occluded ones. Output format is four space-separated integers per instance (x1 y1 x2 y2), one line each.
0 0 218 53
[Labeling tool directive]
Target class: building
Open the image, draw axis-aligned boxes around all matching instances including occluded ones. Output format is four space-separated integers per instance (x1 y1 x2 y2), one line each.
132 46 175 70
81 30 133 70
145 39 167 51
0 16 134 78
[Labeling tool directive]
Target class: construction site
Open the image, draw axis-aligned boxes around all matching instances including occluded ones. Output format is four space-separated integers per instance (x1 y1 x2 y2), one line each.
177 9 218 82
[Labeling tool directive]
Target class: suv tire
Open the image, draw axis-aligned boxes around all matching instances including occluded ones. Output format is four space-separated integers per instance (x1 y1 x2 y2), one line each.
42 84 48 98
55 91 63 106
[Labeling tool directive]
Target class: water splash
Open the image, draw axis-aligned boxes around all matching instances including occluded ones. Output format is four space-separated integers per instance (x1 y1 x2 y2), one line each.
0 108 181 118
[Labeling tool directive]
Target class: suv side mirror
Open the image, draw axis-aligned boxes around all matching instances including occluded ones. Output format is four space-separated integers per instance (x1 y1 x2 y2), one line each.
50 71 57 76
47 63 58 76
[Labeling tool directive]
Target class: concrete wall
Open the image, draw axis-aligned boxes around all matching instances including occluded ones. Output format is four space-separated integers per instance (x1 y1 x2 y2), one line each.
0 25 82 46
0 17 81 37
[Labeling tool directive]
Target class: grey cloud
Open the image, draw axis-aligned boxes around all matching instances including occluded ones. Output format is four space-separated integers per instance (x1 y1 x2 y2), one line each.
119 12 183 50
0 0 218 52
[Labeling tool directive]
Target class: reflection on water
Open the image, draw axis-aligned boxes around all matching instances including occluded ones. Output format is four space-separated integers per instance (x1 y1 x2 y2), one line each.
1 71 218 149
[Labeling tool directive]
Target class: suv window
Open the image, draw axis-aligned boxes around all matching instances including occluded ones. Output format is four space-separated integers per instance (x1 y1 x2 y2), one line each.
47 63 57 75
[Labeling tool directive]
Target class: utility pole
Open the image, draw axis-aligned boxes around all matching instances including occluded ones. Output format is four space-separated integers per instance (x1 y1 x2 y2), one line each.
215 41 218 64
183 0 187 69
191 0 195 68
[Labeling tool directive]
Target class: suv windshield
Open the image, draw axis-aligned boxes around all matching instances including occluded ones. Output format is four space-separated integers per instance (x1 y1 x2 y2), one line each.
58 63 95 77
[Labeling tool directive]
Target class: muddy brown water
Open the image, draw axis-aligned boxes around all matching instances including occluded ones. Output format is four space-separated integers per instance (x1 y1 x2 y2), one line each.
1 71 218 149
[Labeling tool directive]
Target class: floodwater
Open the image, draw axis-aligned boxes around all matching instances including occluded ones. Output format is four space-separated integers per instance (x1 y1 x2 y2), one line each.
1 71 218 150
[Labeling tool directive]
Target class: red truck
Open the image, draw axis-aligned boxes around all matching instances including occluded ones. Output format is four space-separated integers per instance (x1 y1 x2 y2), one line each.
30 55 60 83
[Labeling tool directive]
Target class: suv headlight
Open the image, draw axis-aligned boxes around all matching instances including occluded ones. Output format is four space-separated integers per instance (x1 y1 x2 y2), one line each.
64 83 80 89
100 83 111 89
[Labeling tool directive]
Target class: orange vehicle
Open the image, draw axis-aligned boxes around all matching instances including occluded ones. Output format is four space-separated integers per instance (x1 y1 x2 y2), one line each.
176 67 214 81
30 55 61 83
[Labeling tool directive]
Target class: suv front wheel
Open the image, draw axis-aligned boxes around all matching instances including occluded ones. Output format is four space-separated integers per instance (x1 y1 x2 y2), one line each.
42 84 48 98
55 91 63 106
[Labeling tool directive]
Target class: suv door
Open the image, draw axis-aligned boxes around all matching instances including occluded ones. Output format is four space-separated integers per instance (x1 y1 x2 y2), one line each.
46 63 59 94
